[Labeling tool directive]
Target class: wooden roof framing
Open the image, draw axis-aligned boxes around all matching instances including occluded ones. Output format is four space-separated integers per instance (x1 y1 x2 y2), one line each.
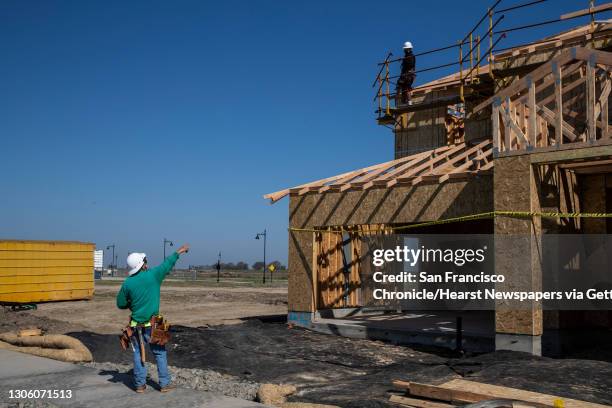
411 20 612 95
264 140 493 203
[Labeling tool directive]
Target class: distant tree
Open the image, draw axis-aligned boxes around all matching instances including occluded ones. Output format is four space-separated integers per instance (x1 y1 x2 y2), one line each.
235 261 249 270
252 261 265 270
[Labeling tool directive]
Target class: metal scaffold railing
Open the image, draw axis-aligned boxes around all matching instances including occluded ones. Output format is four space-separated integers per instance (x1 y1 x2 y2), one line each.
373 0 612 122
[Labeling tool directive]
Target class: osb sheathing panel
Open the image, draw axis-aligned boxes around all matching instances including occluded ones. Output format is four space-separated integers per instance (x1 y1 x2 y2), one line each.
395 105 447 158
494 155 534 234
496 309 543 335
580 174 607 233
465 99 491 144
287 177 494 311
494 155 543 335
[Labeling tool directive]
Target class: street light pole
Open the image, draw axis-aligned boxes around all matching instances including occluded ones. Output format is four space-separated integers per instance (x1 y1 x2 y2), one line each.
163 238 174 260
106 244 115 277
255 230 267 284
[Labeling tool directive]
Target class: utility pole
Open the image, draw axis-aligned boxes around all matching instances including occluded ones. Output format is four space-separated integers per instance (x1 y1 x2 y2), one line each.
255 230 267 284
106 244 115 277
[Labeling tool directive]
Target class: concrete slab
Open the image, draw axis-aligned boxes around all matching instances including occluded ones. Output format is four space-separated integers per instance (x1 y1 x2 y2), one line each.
0 349 78 380
310 311 495 352
0 350 265 407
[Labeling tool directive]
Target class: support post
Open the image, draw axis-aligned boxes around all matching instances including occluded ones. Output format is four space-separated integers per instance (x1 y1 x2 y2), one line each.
504 96 512 152
586 56 596 142
528 76 537 149
312 232 318 312
603 93 609 139
553 61 563 146
492 97 500 154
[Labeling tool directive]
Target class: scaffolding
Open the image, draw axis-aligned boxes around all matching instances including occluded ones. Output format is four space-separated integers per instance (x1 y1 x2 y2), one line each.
373 0 612 123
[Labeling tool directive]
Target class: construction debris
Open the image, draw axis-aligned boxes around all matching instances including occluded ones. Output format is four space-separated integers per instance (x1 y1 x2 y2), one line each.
390 379 612 408
257 383 298 406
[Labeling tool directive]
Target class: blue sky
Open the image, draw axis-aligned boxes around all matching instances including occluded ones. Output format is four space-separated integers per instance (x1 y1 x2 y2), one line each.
0 0 602 267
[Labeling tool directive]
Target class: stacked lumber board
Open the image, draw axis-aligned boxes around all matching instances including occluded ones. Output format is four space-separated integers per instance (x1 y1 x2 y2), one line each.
390 379 611 408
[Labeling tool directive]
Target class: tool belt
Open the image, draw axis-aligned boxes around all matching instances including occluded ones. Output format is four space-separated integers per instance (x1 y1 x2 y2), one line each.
118 315 171 352
149 315 171 346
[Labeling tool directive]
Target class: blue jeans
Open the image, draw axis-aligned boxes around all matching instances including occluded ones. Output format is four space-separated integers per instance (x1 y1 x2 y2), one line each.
130 327 171 387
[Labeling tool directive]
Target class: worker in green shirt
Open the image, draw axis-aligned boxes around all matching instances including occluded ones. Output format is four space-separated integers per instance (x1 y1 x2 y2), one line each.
116 243 189 393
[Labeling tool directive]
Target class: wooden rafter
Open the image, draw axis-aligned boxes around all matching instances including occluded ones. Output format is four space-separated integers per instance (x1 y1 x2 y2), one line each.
264 141 493 204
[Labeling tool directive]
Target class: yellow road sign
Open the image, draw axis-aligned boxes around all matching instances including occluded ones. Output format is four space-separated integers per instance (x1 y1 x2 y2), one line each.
267 263 276 273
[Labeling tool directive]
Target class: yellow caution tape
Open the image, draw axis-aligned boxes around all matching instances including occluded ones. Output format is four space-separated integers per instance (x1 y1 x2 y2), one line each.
288 211 612 234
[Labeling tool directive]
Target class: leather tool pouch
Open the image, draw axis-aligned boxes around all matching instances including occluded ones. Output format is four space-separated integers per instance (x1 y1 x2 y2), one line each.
149 315 171 346
119 326 134 351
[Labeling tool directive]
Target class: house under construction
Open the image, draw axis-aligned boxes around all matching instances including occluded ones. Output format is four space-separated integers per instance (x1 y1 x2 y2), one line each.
264 2 612 356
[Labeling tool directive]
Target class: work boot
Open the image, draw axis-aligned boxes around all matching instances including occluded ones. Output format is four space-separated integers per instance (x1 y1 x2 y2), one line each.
135 385 146 393
160 383 175 393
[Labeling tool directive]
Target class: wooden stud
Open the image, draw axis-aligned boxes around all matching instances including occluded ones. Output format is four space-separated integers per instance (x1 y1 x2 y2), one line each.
587 56 596 141
553 61 563 146
312 232 318 312
603 90 609 139
389 395 454 408
492 97 500 154
528 76 537 149
518 99 526 134
504 97 512 151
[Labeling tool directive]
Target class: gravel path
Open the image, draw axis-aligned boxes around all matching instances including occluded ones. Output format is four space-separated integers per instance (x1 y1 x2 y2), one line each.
79 361 260 401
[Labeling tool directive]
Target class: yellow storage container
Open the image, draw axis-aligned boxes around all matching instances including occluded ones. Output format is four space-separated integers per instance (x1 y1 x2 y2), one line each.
0 240 95 304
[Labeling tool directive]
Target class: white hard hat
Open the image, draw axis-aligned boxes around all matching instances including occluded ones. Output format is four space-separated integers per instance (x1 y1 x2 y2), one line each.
127 252 147 276
403 41 413 49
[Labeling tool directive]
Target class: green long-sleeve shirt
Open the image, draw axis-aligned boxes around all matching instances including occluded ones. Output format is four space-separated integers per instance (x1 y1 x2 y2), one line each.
116 252 179 323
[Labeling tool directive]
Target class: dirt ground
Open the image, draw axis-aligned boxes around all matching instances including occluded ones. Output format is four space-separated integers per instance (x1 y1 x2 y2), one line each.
2 282 612 407
19 281 288 334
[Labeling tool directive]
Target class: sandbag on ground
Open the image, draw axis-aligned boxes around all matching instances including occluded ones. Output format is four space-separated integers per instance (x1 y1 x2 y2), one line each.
0 332 93 362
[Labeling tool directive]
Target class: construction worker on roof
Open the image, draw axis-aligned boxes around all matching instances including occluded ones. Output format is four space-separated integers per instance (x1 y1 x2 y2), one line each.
116 244 190 393
397 41 416 106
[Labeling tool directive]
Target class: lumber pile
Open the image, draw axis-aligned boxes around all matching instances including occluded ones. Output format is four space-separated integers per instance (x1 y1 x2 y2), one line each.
389 379 611 408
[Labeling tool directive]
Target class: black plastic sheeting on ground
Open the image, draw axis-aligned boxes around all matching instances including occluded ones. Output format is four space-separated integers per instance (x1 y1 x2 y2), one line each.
69 320 612 408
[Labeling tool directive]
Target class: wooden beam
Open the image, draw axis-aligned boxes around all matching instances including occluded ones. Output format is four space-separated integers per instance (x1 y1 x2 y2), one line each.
554 61 563 146
560 3 612 20
560 158 612 169
312 232 318 312
528 75 537 148
587 58 596 142
361 149 435 190
386 144 465 187
538 105 578 142
538 73 586 109
517 61 583 106
389 395 454 408
504 96 512 151
574 47 612 67
604 90 610 139
472 48 577 114
437 148 493 183
594 77 611 125
492 98 500 152
502 98 529 147
410 140 491 185
440 379 611 408
530 143 612 163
